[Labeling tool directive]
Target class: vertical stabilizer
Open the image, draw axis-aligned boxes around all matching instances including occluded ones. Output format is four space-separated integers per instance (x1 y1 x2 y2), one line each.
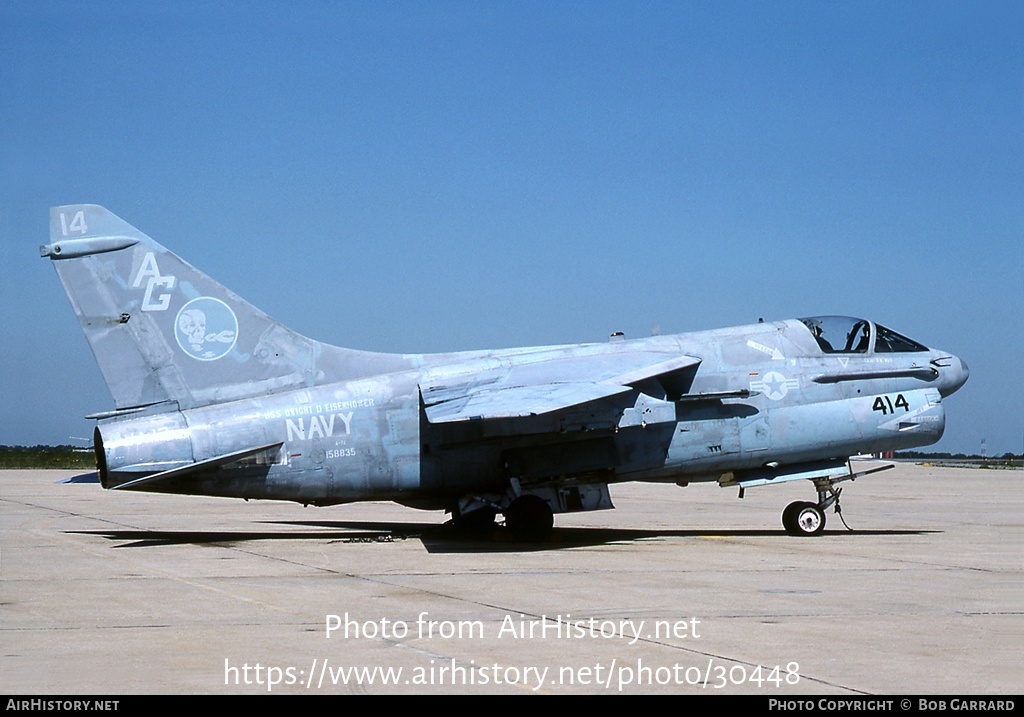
42 204 402 410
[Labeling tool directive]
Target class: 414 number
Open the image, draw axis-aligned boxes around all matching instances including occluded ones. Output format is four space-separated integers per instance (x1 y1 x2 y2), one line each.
872 394 909 415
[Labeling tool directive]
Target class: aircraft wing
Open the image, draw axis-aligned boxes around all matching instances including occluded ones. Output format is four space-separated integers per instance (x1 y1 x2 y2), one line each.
423 382 635 423
422 351 700 423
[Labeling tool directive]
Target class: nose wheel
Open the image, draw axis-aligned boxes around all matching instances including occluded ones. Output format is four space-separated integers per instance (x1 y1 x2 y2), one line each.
782 501 826 536
782 479 841 536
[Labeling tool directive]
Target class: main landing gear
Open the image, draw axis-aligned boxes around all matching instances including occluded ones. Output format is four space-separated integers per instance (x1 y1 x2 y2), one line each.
449 492 555 541
503 494 554 542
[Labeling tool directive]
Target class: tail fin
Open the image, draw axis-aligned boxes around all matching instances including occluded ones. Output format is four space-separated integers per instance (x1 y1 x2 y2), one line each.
42 204 394 411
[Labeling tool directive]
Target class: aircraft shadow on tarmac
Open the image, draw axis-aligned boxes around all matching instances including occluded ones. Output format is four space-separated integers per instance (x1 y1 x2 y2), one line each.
68 521 938 552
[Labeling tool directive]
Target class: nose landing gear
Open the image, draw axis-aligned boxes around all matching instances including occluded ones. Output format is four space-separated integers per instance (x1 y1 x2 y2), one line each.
780 462 894 536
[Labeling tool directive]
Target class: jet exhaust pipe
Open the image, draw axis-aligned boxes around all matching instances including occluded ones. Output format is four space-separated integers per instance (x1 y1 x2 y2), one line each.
93 412 195 489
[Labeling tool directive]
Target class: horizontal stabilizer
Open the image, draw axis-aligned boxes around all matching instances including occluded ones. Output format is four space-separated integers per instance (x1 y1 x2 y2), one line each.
111 442 283 491
57 472 100 484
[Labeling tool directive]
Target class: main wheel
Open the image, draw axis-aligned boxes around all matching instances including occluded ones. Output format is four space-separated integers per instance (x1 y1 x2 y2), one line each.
504 495 554 541
783 501 825 536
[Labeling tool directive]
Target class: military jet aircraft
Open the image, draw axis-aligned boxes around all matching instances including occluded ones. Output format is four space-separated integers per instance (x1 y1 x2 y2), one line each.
42 205 969 538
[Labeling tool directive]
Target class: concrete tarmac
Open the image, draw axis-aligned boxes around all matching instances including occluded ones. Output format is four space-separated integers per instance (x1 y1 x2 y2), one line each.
2 463 1020 695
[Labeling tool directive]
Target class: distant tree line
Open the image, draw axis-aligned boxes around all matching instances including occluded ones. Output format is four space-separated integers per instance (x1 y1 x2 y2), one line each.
896 450 1022 461
0 445 96 469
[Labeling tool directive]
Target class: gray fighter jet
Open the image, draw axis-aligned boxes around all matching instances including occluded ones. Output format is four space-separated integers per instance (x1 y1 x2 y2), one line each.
42 205 969 538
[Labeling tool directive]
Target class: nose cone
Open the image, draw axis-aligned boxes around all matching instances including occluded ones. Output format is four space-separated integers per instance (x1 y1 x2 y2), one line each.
938 355 969 396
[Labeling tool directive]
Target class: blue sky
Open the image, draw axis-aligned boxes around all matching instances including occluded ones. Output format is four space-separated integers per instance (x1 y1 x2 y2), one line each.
1 1 1021 454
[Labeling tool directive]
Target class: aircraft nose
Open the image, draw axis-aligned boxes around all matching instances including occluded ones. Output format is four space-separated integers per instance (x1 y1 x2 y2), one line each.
937 355 969 396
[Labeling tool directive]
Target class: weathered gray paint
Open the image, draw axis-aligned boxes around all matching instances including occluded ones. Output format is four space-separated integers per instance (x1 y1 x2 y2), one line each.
43 205 969 529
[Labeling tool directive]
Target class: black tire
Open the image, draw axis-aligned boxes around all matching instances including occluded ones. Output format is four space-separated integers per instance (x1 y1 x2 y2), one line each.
785 501 826 536
504 495 554 542
782 501 802 534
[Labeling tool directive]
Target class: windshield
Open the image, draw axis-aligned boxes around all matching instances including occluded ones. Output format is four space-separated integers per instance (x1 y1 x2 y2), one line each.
875 324 928 353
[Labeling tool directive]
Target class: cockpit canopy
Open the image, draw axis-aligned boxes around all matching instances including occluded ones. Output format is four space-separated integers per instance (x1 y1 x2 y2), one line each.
799 316 928 355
